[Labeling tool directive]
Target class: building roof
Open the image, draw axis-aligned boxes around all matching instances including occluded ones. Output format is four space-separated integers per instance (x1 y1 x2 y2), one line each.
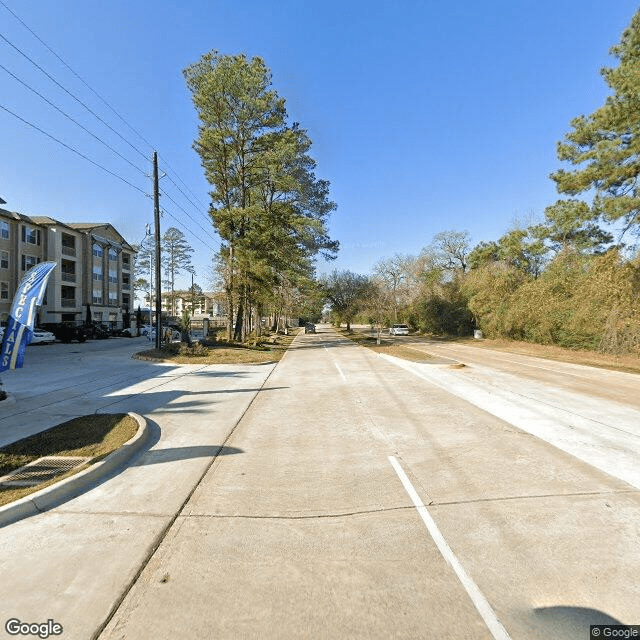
0 210 136 252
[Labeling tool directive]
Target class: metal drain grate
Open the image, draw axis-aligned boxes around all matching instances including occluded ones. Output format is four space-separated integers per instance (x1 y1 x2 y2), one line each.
0 456 92 487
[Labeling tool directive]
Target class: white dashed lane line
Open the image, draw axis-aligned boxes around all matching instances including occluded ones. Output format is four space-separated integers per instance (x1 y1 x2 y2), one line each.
388 455 513 640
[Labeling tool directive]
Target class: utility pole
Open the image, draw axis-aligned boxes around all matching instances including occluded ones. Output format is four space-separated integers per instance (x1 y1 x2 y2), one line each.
153 151 162 350
191 269 195 318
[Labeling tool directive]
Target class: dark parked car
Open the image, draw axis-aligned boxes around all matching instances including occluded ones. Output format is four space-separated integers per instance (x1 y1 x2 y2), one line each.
83 323 110 339
304 323 316 333
52 324 87 343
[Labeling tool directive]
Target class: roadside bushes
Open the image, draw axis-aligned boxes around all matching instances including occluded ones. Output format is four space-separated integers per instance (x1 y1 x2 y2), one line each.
464 249 640 354
410 277 474 336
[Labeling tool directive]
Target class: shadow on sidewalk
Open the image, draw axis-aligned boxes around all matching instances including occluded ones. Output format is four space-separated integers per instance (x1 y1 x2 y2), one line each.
139 445 243 466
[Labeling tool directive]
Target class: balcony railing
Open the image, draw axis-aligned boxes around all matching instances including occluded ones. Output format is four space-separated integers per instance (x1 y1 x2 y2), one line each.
61 298 76 308
62 246 76 256
122 283 130 291
61 272 76 282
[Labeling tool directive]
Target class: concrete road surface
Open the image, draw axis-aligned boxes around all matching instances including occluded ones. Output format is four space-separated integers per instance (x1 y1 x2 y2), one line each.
92 327 640 640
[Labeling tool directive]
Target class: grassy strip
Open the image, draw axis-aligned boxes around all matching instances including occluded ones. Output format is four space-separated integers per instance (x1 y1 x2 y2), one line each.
136 330 300 365
0 413 138 506
340 329 445 363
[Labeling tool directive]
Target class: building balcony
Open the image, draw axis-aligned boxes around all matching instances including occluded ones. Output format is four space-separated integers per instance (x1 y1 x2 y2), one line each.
61 246 76 257
61 298 77 308
61 272 76 282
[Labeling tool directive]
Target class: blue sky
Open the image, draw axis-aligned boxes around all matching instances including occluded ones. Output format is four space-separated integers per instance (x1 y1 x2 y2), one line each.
1 1 638 295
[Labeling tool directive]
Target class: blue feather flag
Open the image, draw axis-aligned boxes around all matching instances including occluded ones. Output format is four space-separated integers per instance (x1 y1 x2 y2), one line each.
0 262 57 372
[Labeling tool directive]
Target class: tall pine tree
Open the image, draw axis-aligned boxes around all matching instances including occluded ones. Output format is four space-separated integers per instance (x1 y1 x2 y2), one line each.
184 51 337 340
552 9 640 239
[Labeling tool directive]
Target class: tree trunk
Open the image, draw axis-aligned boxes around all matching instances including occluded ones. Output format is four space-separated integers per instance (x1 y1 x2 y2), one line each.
234 300 244 342
226 287 234 342
226 245 234 341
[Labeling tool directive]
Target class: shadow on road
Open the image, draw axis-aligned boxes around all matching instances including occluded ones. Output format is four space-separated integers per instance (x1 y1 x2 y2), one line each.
532 605 622 636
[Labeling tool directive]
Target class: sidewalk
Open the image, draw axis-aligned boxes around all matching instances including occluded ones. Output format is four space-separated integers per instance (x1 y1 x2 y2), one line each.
0 338 277 640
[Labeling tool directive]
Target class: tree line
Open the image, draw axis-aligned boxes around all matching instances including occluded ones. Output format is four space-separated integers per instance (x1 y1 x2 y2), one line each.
324 9 640 356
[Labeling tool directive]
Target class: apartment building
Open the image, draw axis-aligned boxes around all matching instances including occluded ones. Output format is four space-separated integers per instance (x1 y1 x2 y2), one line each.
160 290 225 318
0 208 135 327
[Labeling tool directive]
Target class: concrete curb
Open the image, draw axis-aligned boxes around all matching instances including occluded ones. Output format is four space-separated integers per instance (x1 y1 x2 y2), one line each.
0 412 150 528
0 394 17 409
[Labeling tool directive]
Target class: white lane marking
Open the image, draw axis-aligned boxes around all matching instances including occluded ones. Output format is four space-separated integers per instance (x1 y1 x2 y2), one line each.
324 344 347 381
388 456 512 640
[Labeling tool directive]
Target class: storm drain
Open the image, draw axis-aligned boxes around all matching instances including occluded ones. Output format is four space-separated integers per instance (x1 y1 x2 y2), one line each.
0 456 92 488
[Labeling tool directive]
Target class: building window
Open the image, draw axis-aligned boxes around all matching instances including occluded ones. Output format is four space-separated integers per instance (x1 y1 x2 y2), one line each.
61 285 75 307
108 269 117 284
22 226 41 245
0 282 8 300
108 291 118 306
92 290 103 305
108 248 117 262
61 233 76 256
21 255 39 271
122 253 130 270
1 222 9 240
92 266 103 281
61 259 76 282
93 243 103 258
0 251 8 269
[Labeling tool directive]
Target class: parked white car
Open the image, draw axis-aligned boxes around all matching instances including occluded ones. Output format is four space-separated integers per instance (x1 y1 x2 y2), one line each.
149 327 181 342
29 329 56 344
389 324 410 336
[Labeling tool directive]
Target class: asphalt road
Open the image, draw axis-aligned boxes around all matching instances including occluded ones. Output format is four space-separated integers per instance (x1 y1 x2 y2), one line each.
0 329 638 639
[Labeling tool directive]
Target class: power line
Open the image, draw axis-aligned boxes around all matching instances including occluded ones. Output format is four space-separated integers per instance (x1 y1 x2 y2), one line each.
161 169 213 227
159 154 211 213
160 206 219 255
158 186 221 249
0 4 221 256
0 0 156 153
0 102 149 197
0 62 147 176
0 31 149 162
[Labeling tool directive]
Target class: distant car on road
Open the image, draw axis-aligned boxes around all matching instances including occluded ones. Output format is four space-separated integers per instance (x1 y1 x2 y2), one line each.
29 329 56 344
304 323 316 333
389 324 409 336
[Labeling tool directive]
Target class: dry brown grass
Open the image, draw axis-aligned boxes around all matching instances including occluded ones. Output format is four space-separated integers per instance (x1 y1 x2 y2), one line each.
341 330 450 363
0 413 138 506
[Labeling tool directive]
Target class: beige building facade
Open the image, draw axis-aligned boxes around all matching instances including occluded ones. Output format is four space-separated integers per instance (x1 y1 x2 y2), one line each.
0 208 135 327
160 290 225 318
